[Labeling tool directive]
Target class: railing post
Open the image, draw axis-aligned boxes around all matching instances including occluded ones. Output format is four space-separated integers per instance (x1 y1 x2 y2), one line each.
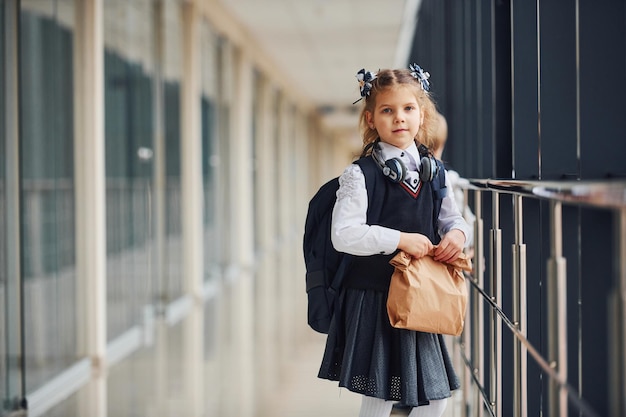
490 193 502 417
512 195 527 417
547 201 568 417
462 189 482 417
471 191 486 417
462 302 471 417
611 208 626 416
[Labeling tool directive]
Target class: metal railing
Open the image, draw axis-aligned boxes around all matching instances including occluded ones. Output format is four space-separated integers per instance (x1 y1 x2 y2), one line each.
457 178 626 417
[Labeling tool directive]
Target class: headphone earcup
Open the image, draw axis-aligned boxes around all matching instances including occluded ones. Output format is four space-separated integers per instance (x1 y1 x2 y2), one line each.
419 156 438 183
382 158 407 183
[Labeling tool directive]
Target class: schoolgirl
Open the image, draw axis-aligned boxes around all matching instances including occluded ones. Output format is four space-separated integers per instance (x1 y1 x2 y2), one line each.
318 65 470 417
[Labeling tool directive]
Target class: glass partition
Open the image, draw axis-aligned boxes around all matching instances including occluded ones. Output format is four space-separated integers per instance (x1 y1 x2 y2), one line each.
215 37 233 264
1 2 8 408
103 0 156 341
200 20 220 282
162 0 183 300
19 0 78 394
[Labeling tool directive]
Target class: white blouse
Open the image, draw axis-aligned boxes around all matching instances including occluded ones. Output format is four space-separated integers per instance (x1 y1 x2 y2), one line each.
331 141 471 256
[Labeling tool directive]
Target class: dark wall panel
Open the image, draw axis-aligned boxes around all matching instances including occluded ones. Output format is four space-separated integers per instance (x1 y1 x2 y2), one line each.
511 2 539 180
579 1 626 179
539 0 579 180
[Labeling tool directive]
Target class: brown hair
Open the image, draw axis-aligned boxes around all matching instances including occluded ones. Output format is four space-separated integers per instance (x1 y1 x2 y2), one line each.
357 68 438 155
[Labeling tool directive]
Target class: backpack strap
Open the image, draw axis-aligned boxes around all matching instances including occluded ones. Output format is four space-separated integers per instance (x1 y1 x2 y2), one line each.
328 157 383 294
431 159 448 231
356 156 385 221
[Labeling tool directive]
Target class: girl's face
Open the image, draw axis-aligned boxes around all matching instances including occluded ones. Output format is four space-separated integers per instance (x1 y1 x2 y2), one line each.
366 86 423 150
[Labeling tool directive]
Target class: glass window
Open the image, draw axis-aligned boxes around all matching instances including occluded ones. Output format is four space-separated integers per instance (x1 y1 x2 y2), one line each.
103 0 157 340
1 2 7 406
200 20 220 281
215 37 233 263
162 0 183 299
19 0 78 393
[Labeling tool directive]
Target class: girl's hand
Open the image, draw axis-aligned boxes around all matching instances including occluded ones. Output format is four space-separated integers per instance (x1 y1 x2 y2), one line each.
398 232 433 259
434 229 466 263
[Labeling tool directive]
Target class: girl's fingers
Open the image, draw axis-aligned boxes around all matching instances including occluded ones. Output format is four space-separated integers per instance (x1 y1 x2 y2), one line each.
434 243 459 263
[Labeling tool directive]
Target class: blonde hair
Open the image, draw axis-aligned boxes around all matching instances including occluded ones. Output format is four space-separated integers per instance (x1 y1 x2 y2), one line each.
357 68 438 155
432 112 448 158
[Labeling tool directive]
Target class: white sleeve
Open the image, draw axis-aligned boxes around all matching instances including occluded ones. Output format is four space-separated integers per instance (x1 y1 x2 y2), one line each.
330 164 400 256
437 170 472 247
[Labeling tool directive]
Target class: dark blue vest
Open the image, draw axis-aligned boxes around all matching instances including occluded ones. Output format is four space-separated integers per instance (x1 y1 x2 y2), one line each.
343 157 441 292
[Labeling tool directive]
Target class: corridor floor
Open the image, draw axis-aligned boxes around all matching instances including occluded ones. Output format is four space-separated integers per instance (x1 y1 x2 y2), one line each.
259 332 462 417
41 323 462 417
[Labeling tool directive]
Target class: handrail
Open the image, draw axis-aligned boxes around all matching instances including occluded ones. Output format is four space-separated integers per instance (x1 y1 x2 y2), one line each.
468 178 626 209
455 178 625 417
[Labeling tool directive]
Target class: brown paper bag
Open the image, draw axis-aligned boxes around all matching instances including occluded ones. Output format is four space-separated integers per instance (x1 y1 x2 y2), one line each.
387 248 472 336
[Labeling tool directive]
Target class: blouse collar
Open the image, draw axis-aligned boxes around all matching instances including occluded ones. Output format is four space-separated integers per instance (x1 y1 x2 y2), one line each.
377 141 420 171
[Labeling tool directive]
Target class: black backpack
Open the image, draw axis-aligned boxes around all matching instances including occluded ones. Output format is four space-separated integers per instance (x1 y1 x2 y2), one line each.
302 156 447 334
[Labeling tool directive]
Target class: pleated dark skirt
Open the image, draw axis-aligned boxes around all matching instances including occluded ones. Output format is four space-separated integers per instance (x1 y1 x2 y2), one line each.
318 288 460 407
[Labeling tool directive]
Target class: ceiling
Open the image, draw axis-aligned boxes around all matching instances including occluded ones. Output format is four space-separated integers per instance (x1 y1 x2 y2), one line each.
218 0 422 133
